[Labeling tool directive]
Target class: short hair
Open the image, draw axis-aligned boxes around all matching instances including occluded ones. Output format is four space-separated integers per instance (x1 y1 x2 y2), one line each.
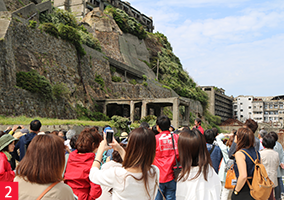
244 119 258 134
51 130 59 136
70 135 79 149
102 125 111 132
262 134 276 149
156 116 170 131
16 135 65 184
30 120 41 132
66 129 76 140
204 129 215 144
195 118 201 124
140 122 150 129
236 128 255 151
76 128 102 153
151 125 159 135
178 128 212 182
259 129 268 138
268 131 278 142
212 127 218 138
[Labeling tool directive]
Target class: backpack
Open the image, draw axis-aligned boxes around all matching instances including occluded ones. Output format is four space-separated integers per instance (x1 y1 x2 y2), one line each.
240 150 273 200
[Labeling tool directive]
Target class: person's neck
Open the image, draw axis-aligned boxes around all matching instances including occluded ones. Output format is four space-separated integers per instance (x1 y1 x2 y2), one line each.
30 130 38 134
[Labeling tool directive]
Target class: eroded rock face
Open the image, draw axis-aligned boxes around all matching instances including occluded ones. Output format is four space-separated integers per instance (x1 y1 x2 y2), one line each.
82 8 155 80
0 18 174 118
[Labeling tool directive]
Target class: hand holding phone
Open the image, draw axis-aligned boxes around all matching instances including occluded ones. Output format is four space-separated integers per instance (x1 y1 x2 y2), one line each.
106 130 114 146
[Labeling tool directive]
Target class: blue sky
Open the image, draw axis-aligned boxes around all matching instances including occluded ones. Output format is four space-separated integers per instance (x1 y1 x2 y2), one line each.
128 0 284 97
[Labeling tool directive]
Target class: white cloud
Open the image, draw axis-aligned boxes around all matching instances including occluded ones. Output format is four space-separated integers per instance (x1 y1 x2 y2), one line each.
130 0 284 96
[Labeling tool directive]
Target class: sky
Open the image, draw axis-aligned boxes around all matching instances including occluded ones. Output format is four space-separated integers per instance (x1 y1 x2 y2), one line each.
128 0 284 98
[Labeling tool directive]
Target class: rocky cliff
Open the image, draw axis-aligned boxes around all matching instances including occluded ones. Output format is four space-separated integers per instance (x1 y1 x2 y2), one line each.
0 6 198 119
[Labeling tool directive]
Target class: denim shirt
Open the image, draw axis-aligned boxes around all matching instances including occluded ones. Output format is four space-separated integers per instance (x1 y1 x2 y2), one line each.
206 143 223 173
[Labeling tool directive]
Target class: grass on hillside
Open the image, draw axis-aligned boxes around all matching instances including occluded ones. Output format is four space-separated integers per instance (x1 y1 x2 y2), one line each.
0 115 112 126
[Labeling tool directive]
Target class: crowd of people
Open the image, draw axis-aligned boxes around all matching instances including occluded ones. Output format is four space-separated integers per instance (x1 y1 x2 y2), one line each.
0 116 284 200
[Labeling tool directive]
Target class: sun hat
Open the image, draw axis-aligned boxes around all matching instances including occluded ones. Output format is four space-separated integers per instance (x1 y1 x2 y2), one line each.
0 134 19 151
119 132 128 140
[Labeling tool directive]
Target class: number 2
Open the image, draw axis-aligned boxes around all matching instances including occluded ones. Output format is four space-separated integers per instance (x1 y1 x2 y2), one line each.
5 186 12 198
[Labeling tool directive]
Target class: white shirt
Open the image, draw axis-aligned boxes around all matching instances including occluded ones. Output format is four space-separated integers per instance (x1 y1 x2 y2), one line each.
176 166 221 200
89 165 159 200
97 161 123 200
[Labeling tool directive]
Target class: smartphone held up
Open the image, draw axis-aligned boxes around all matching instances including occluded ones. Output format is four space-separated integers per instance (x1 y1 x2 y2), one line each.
106 130 113 146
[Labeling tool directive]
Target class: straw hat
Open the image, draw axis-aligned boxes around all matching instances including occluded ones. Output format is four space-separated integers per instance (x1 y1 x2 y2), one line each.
0 134 19 151
119 132 128 140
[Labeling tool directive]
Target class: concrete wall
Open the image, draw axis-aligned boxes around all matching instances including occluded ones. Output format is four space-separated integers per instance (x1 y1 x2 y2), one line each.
0 0 7 11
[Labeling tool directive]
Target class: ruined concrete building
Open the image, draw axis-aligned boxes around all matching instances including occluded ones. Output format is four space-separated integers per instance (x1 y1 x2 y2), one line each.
200 86 234 122
233 95 284 126
53 0 154 32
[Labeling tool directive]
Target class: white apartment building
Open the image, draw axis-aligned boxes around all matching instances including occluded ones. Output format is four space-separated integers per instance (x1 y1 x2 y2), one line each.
233 95 284 125
233 96 254 122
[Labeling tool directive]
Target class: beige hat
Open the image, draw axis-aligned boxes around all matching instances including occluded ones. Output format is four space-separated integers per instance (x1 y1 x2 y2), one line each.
119 132 128 140
0 134 19 151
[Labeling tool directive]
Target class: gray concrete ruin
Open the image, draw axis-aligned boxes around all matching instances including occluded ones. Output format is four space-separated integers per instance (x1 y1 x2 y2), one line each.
97 97 203 128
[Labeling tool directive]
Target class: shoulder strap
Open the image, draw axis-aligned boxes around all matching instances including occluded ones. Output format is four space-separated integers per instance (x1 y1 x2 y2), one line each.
170 133 179 166
240 150 258 164
36 182 59 200
209 144 215 155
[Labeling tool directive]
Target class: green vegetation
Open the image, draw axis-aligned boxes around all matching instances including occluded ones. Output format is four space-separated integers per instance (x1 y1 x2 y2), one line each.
95 75 105 89
142 75 147 81
39 7 78 28
76 104 109 121
162 85 171 90
28 20 37 29
111 115 130 131
16 70 53 99
52 82 70 99
204 110 222 132
104 6 146 40
110 66 116 73
39 7 102 55
79 30 102 52
129 79 137 85
142 81 148 87
112 76 122 82
39 23 59 38
146 32 208 109
162 107 173 120
58 24 86 56
0 115 111 126
140 115 157 127
18 0 24 6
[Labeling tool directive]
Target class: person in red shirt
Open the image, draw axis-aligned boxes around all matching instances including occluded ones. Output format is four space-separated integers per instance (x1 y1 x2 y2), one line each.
64 128 102 200
153 116 179 200
193 118 204 134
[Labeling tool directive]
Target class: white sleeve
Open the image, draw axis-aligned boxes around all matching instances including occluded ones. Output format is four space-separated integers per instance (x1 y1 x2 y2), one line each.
216 134 227 151
89 167 117 188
